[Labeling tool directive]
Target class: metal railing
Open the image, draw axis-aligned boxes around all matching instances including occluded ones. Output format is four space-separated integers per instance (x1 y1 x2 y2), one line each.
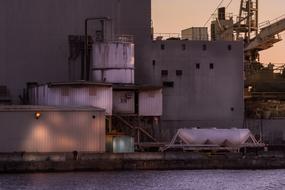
259 14 285 29
153 33 181 40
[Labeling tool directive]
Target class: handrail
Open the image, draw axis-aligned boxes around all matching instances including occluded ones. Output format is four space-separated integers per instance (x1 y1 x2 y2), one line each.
259 14 285 29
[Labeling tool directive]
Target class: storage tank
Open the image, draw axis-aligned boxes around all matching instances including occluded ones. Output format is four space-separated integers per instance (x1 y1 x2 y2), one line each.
92 42 135 84
177 128 252 146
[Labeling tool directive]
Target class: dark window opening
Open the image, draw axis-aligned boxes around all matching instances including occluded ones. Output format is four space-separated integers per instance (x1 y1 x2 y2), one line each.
163 81 174 88
202 44 207 51
161 44 165 50
228 44 232 51
161 70 168 76
210 63 214 69
176 70 183 76
152 60 156 66
182 44 186 50
196 63 200 69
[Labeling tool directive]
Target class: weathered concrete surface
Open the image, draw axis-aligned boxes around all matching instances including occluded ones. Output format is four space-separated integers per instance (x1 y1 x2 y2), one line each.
0 152 285 173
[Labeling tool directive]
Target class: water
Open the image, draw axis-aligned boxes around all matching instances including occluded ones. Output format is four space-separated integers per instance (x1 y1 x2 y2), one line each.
0 170 285 190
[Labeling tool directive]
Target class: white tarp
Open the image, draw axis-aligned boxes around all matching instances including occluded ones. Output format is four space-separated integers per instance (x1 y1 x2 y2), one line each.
176 128 252 146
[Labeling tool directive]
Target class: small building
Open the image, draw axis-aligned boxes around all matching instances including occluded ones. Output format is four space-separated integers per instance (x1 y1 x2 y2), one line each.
113 84 163 116
28 82 113 115
181 27 209 41
0 105 106 153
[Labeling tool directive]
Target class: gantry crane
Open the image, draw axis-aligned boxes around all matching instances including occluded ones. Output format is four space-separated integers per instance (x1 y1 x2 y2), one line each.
212 0 285 64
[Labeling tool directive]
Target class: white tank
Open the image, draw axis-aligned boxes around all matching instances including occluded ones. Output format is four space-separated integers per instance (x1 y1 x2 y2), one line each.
92 42 135 84
92 69 134 84
177 128 252 146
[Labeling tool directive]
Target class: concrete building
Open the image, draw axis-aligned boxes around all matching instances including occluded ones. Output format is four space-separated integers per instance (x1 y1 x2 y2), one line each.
0 0 151 103
139 40 244 140
1 0 245 142
0 105 106 152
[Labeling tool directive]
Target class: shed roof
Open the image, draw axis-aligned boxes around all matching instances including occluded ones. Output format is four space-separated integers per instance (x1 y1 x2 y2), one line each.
47 81 112 88
113 84 162 91
0 105 105 112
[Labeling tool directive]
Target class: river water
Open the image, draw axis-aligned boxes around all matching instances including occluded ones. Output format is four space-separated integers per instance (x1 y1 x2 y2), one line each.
0 170 284 190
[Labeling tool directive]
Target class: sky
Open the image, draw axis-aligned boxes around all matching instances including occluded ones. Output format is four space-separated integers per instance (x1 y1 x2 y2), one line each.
152 0 285 64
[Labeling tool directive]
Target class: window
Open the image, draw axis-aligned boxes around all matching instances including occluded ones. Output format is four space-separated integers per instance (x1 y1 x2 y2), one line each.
163 81 174 88
176 70 183 76
202 44 207 51
210 63 214 69
182 44 186 51
161 44 165 50
228 44 232 51
152 60 156 66
196 63 200 69
161 70 168 76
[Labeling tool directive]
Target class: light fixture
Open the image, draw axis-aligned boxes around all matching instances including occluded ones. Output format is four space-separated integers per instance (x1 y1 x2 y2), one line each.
35 112 41 120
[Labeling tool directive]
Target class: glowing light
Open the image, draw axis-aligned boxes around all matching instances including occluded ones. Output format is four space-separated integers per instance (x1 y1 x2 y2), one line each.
35 112 41 119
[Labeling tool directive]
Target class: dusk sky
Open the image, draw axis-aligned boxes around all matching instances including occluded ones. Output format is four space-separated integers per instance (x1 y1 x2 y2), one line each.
152 0 285 64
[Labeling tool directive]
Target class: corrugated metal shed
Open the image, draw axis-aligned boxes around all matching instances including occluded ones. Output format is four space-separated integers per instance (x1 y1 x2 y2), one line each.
113 91 135 114
112 84 163 116
29 82 113 115
0 105 106 153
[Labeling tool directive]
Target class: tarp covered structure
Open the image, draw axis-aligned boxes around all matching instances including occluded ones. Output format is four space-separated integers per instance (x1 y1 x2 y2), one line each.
177 128 252 146
161 128 264 152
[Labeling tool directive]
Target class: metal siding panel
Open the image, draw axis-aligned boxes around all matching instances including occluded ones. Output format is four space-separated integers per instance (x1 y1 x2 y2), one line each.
34 85 112 115
139 89 163 116
0 110 105 152
113 91 135 114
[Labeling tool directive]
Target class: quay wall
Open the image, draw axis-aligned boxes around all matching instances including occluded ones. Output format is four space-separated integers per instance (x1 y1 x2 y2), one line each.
0 152 284 173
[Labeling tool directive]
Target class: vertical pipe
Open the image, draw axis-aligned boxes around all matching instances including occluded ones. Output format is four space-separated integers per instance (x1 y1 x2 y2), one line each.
84 19 88 80
84 17 111 81
256 0 259 37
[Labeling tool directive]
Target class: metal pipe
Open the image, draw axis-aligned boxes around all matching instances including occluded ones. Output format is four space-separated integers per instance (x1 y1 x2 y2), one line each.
84 17 111 81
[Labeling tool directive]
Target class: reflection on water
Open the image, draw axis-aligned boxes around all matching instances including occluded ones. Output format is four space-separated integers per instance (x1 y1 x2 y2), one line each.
0 170 285 190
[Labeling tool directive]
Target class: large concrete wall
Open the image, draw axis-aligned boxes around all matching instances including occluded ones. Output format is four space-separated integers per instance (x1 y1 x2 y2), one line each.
138 40 244 140
0 0 151 103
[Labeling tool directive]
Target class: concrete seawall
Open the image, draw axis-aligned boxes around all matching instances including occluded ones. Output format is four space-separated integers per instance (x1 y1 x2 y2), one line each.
0 152 285 173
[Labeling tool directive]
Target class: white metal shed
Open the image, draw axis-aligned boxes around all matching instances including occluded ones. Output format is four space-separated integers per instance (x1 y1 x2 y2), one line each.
0 105 106 153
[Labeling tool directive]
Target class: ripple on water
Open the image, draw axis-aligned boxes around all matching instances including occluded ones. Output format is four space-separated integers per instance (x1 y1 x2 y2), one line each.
0 170 284 190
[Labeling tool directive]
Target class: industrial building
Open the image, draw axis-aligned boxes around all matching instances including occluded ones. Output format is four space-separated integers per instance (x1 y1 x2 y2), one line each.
0 0 151 103
0 0 284 152
140 40 244 139
0 0 244 145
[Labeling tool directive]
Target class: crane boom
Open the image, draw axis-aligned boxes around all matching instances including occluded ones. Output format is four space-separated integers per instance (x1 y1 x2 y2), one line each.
245 16 285 51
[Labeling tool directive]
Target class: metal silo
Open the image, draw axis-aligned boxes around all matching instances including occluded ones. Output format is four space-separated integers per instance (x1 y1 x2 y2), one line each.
92 41 135 84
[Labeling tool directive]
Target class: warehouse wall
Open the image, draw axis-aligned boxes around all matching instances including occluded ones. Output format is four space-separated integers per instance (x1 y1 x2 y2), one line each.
0 0 151 102
139 40 244 140
0 110 106 152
